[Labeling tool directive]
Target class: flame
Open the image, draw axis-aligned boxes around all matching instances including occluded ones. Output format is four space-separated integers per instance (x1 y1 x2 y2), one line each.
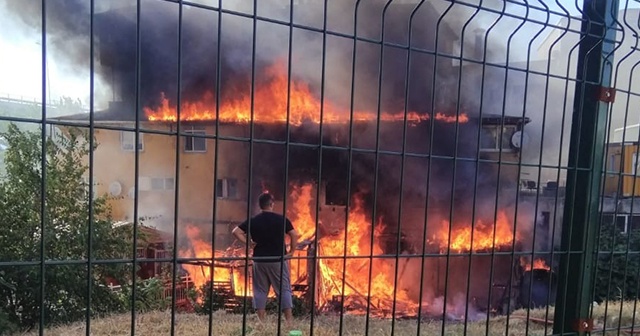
435 112 469 123
179 226 230 294
520 257 551 272
143 63 468 125
179 183 520 317
285 184 315 286
179 225 253 297
437 211 517 253
314 195 417 314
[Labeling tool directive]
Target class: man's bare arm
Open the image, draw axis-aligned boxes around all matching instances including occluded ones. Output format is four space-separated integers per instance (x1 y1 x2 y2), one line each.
287 229 300 256
232 226 248 244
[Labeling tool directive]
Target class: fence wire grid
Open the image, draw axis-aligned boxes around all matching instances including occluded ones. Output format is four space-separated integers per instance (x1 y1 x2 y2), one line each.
0 0 639 335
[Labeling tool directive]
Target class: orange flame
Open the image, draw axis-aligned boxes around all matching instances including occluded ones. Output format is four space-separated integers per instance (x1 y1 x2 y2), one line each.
180 226 230 295
179 225 255 297
285 184 315 286
435 112 470 123
436 211 517 253
143 63 468 126
180 183 519 316
520 257 551 272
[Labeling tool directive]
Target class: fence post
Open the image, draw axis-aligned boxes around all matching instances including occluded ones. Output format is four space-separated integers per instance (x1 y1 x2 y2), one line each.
553 0 618 335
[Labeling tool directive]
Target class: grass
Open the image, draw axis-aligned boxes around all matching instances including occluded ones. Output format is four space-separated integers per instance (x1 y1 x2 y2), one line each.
17 301 640 336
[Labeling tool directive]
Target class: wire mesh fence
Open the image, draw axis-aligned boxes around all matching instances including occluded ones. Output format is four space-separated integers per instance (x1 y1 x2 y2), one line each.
0 0 639 335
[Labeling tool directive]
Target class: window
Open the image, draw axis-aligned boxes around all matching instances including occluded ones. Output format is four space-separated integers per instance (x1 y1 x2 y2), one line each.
216 178 238 199
633 153 640 176
602 213 637 234
631 216 640 234
120 131 144 151
451 39 461 67
151 177 174 190
325 181 348 206
480 125 516 151
609 154 617 173
155 250 170 275
184 126 206 152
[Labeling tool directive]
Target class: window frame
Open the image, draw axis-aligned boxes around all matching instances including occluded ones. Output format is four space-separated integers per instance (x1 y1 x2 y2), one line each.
183 126 207 153
216 178 239 199
479 125 517 152
120 131 144 152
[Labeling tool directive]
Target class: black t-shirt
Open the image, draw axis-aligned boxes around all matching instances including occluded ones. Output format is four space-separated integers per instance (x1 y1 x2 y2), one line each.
237 211 294 262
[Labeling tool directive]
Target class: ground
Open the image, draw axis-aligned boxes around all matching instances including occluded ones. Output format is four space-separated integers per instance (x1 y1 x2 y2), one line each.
17 302 640 336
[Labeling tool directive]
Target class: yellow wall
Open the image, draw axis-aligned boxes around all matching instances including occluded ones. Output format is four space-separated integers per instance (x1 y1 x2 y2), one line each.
622 144 640 197
603 143 640 197
71 122 253 234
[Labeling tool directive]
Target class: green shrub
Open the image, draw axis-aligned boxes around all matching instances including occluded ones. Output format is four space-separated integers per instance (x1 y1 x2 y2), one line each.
594 222 640 302
116 277 172 313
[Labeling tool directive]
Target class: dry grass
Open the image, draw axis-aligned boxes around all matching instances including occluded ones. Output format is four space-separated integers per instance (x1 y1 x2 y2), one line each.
18 302 640 336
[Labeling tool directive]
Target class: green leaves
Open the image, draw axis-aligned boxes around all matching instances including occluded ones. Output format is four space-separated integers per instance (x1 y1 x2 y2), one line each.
594 222 640 302
0 123 131 331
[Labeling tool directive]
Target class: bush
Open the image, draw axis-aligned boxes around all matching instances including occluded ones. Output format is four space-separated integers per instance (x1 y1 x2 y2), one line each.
116 277 172 313
0 308 19 336
594 223 640 302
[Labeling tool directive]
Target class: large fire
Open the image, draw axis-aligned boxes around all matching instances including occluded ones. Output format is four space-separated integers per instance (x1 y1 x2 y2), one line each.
179 183 520 317
437 211 518 253
288 184 417 313
143 63 469 125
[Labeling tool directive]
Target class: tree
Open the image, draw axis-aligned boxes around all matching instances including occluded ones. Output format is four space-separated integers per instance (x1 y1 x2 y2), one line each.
0 123 132 332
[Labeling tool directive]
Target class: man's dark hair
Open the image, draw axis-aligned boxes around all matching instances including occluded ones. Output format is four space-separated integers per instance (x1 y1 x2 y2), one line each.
258 192 274 210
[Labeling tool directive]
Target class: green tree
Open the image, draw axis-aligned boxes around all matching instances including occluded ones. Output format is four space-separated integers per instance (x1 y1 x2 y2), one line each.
0 123 131 333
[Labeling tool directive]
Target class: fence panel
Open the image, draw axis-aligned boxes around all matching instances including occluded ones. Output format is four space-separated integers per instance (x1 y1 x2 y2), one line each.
0 0 638 335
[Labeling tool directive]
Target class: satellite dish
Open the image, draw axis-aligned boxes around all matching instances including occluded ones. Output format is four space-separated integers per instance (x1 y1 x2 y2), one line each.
511 130 529 149
109 181 123 196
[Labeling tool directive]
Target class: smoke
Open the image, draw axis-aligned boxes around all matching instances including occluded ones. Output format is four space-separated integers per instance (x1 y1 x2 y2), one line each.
5 0 555 313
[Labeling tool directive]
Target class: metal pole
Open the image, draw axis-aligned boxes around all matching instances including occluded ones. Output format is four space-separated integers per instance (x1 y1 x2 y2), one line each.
552 0 618 334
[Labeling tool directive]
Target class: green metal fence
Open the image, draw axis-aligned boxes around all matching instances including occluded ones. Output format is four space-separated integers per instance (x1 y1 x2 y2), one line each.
0 0 639 335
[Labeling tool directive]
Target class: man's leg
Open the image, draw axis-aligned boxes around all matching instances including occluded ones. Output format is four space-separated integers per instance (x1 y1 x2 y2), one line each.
265 261 294 325
251 262 270 322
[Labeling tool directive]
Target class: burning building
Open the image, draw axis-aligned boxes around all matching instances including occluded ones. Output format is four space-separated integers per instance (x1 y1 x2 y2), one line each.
43 0 555 319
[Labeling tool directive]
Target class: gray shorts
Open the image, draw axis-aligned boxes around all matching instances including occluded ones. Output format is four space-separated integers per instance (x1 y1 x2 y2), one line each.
252 261 293 310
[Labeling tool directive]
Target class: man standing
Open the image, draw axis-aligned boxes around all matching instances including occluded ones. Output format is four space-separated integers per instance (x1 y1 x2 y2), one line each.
232 192 300 325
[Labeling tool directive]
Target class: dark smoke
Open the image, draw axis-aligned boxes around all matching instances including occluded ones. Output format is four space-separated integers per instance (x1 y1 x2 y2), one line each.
6 0 545 308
